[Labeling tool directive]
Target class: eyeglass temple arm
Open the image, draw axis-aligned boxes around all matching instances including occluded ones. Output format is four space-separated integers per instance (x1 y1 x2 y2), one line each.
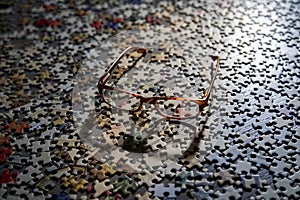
204 55 220 98
98 46 147 86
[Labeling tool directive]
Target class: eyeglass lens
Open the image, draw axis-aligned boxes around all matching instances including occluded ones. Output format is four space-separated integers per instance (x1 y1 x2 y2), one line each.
103 88 141 111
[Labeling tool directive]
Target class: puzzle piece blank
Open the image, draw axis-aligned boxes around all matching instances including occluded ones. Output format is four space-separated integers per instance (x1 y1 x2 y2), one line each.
149 183 181 198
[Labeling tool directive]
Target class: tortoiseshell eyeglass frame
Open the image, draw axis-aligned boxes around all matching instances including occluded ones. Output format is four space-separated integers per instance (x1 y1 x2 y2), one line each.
97 46 220 119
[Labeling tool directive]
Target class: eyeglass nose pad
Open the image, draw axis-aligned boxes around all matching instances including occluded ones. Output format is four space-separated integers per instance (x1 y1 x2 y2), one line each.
154 103 161 113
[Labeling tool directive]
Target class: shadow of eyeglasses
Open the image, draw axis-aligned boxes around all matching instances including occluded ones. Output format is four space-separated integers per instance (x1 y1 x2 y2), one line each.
120 116 208 155
95 82 210 161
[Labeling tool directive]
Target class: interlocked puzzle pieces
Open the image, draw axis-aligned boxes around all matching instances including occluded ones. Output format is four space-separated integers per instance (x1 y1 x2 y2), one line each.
0 0 299 199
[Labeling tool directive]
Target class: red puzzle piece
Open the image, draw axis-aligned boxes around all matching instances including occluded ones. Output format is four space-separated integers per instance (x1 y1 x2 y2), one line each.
0 169 18 184
0 147 12 163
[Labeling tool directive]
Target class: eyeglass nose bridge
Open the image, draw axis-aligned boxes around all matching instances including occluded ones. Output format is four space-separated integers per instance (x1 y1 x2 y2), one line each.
142 96 158 104
133 96 157 111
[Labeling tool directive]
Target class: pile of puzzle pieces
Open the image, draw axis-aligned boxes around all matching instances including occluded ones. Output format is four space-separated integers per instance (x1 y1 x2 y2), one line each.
0 0 299 199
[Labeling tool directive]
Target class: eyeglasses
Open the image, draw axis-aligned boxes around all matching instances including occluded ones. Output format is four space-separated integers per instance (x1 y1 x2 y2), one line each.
97 46 220 119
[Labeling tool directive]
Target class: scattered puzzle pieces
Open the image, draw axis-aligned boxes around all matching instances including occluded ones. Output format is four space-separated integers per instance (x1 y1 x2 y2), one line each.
0 0 299 199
